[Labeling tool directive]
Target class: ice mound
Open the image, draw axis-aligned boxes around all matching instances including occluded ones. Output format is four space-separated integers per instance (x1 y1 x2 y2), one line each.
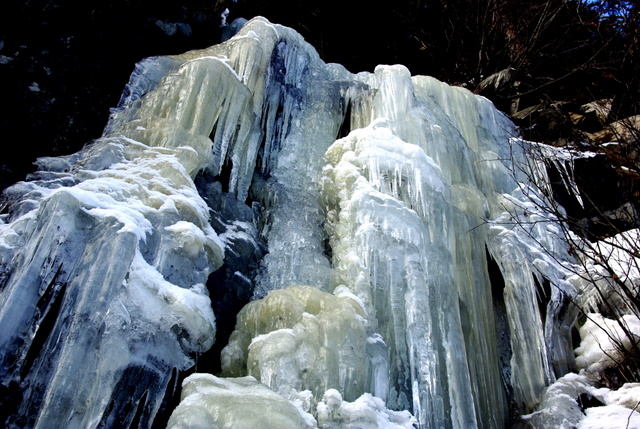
221 284 382 402
521 372 640 428
167 374 316 428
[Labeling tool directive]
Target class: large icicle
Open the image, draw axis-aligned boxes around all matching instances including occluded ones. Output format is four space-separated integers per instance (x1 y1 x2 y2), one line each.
322 119 479 427
321 67 513 427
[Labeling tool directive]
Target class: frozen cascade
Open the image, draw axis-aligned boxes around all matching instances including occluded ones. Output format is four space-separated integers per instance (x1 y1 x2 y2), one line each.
0 136 224 428
0 16 595 428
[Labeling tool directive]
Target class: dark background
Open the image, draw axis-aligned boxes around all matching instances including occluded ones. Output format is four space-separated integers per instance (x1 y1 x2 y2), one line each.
0 1 637 193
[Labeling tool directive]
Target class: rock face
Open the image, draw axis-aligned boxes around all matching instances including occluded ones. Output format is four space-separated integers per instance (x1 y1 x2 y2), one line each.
0 16 613 428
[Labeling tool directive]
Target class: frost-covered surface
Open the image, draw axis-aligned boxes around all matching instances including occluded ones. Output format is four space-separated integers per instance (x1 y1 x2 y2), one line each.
167 374 316 428
575 313 640 376
0 15 620 429
588 228 640 285
520 314 640 428
0 135 223 427
166 375 416 429
521 372 640 428
316 389 417 428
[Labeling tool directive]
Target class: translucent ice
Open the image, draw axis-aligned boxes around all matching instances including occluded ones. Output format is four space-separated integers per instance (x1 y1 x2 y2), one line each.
167 374 316 429
0 135 223 427
221 284 377 402
167 375 417 429
0 15 611 429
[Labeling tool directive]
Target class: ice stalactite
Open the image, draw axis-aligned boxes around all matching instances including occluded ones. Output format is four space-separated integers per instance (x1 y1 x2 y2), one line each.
0 16 598 428
319 68 523 427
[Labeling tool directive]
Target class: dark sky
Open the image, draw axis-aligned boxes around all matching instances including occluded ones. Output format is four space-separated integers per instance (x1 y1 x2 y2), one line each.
0 1 431 191
1 1 617 191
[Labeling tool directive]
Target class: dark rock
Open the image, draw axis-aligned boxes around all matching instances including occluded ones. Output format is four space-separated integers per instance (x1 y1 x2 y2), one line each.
513 102 582 146
577 392 605 413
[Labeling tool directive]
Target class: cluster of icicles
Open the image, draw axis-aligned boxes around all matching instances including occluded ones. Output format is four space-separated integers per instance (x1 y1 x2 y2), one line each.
1 16 638 429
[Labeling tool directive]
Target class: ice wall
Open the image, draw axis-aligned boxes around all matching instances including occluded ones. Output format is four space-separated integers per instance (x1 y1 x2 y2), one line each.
0 16 585 428
0 136 223 427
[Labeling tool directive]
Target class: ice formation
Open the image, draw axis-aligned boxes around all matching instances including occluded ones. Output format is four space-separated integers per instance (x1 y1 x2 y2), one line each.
575 313 640 375
521 372 640 428
1 16 637 428
167 374 317 428
522 314 640 428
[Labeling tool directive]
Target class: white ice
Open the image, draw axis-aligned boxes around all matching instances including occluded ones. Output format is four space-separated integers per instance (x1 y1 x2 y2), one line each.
0 14 627 429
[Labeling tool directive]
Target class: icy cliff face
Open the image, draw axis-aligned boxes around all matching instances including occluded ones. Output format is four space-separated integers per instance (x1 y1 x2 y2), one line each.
0 136 223 427
0 16 590 428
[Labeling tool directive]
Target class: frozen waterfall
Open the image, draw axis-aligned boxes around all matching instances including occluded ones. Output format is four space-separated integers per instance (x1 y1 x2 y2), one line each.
0 16 591 428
